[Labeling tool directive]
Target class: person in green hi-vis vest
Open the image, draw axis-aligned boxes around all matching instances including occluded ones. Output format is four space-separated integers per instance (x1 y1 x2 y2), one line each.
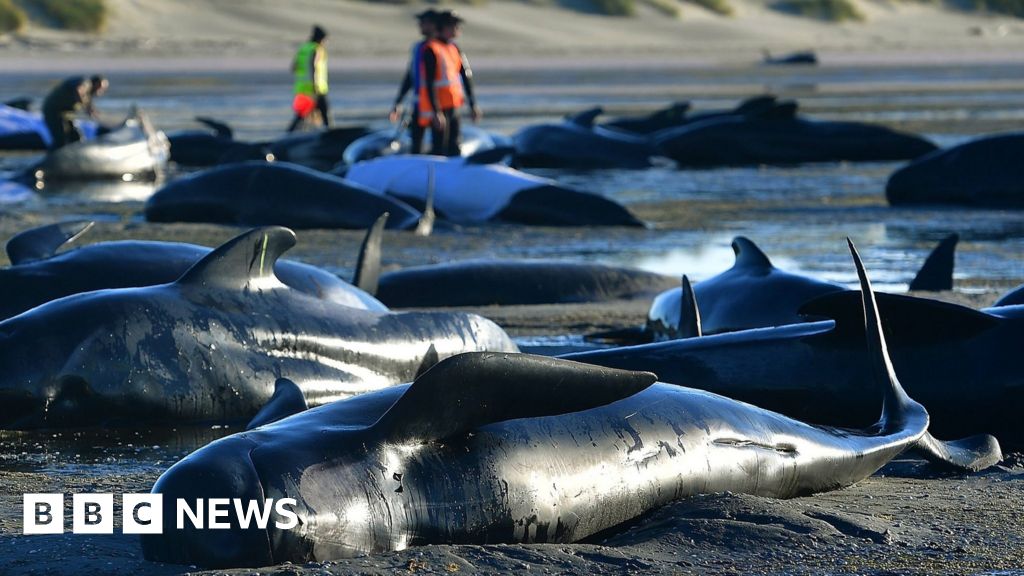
288 25 330 132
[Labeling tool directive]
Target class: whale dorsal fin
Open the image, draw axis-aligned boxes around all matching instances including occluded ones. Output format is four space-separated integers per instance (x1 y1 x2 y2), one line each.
195 116 232 139
731 236 773 270
246 378 308 429
6 220 94 264
908 233 958 292
372 352 656 443
761 101 798 120
800 290 999 344
176 226 295 290
353 212 388 295
566 107 603 128
678 275 702 339
733 95 778 116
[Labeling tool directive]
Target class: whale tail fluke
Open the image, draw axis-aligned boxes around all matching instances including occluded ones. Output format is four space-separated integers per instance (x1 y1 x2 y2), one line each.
353 212 387 295
911 431 1002 472
848 238 920 433
908 233 958 292
849 238 1000 471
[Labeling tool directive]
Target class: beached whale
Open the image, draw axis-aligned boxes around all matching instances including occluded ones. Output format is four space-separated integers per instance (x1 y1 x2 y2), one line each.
342 125 511 165
886 133 1024 209
595 102 692 134
0 219 387 320
342 155 644 227
762 49 818 65
0 226 516 429
653 99 936 167
167 117 270 167
140 244 998 568
512 109 662 169
0 102 99 151
375 259 678 307
145 161 424 230
28 108 168 182
595 234 958 344
264 126 371 171
570 286 1024 449
995 284 1024 307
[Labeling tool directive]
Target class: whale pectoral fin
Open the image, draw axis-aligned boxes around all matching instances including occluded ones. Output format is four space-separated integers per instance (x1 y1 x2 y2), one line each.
246 378 308 430
353 212 388 295
176 226 296 290
731 236 774 270
908 233 958 292
371 352 656 443
909 431 1002 472
679 275 703 339
6 220 94 264
565 107 603 128
799 290 999 345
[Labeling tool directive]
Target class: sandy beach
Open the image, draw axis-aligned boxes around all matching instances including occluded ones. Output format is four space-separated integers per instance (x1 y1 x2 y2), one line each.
1 0 1024 72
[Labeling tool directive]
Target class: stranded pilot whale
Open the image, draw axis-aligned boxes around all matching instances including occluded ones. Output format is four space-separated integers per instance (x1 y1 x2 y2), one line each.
342 155 644 227
653 98 936 167
375 259 678 307
596 234 958 344
0 226 515 428
141 242 998 568
886 132 1024 209
0 218 387 320
569 286 1024 449
144 161 424 230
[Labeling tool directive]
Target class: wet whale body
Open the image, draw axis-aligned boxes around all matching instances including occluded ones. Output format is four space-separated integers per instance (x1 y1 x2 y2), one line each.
375 259 678 307
30 109 170 182
343 155 644 227
512 109 662 169
342 125 511 165
167 117 270 167
569 288 1024 449
996 284 1024 307
0 220 386 321
653 98 936 167
0 226 516 429
624 234 958 342
141 245 998 568
145 161 423 230
886 133 1024 209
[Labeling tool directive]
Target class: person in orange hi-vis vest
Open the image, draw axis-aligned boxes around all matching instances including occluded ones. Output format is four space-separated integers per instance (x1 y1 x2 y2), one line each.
416 10 480 157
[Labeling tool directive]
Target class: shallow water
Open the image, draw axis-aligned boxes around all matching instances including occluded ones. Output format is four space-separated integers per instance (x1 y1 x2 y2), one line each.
1 62 1022 295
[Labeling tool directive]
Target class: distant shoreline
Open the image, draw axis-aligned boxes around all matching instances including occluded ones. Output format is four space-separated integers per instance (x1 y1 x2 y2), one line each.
0 0 1022 73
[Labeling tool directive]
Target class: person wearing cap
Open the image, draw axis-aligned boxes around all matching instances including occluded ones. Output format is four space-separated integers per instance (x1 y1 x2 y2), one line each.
388 9 438 154
417 10 481 157
288 25 330 132
41 75 109 150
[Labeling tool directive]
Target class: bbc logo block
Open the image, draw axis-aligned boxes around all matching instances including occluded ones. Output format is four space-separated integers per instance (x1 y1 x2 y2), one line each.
23 493 163 534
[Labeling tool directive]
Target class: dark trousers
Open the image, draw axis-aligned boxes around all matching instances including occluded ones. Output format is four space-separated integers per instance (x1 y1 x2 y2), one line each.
44 111 80 150
429 108 460 157
410 108 425 154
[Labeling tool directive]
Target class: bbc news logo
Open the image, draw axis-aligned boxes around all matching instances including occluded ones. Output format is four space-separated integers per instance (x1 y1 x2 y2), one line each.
23 494 298 534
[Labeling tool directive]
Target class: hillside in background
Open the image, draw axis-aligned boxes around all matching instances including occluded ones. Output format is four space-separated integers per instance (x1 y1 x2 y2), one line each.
0 0 1022 64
